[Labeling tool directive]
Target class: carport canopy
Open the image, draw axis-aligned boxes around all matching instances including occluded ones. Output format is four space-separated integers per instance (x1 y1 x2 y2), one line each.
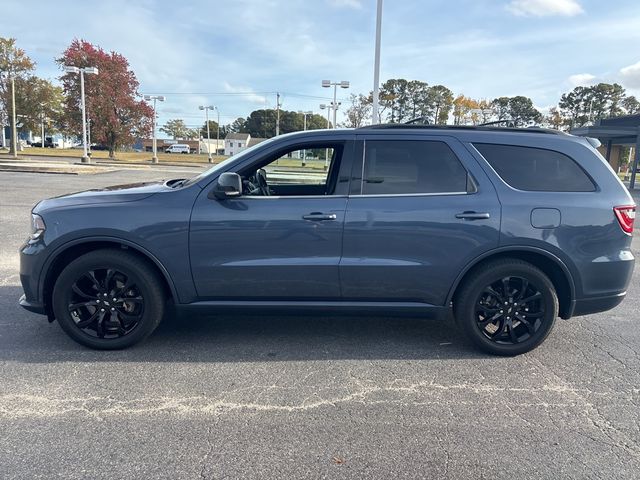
571 114 640 190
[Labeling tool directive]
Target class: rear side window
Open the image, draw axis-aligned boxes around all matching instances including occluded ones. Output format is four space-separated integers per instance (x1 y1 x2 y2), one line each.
362 140 469 195
474 143 595 192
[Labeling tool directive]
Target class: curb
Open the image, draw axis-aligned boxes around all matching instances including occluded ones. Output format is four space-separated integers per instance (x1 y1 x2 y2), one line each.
0 163 115 175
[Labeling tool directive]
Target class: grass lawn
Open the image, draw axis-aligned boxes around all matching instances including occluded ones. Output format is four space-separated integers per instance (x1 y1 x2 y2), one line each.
1 147 331 171
5 147 229 164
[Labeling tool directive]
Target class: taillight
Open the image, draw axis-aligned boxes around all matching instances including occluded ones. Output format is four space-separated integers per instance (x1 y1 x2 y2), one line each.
614 205 636 235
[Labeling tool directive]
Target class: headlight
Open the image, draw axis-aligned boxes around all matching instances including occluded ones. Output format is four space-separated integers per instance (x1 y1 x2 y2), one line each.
30 213 46 241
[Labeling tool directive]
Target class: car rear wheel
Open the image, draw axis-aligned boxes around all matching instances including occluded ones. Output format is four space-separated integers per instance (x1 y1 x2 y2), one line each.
454 259 558 356
52 249 165 349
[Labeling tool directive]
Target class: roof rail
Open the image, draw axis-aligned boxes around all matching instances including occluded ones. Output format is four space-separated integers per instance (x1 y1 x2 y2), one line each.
359 124 565 135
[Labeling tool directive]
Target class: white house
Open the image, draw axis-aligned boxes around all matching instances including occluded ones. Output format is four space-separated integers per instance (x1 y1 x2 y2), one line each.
224 133 267 156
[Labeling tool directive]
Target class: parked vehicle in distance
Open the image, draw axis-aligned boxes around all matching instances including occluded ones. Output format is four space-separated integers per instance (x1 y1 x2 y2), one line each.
165 144 190 154
19 125 635 355
30 137 56 148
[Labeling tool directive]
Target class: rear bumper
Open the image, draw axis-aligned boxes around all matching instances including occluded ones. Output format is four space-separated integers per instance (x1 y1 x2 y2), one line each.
571 291 626 317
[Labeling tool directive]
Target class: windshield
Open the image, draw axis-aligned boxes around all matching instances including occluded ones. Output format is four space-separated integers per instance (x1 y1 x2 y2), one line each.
181 136 280 187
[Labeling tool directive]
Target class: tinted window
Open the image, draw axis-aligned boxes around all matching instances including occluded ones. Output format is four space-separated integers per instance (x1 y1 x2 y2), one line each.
362 140 468 195
474 143 595 192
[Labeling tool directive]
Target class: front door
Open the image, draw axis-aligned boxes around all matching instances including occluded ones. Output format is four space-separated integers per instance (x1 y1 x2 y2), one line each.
340 135 501 306
189 139 354 300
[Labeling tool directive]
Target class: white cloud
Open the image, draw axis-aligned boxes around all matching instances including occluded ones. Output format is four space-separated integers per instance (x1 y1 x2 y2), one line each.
568 73 596 88
328 0 362 9
620 61 640 89
506 0 584 17
223 82 268 105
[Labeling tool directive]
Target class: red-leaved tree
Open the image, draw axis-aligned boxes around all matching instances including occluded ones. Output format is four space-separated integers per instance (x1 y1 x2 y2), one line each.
57 39 153 158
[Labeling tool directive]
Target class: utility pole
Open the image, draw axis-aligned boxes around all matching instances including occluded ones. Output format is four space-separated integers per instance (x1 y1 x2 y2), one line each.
215 106 220 158
275 92 281 136
87 118 91 155
41 112 45 148
297 110 312 166
10 76 17 158
372 0 383 124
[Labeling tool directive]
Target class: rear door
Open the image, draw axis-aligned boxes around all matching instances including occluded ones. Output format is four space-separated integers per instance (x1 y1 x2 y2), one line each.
340 134 501 306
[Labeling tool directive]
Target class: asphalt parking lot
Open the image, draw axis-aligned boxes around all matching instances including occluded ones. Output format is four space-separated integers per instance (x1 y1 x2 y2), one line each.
1 168 639 479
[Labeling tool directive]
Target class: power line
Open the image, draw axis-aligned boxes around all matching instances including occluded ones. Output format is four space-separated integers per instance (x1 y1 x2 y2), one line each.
141 91 340 101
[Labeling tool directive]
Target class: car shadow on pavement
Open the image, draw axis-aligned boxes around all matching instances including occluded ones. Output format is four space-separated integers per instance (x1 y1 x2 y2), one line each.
1 286 486 362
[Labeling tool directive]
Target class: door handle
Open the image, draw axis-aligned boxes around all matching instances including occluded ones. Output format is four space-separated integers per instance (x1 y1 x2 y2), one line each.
302 212 338 221
455 211 490 220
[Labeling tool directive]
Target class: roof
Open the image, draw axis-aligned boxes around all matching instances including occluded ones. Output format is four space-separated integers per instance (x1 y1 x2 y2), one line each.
571 115 640 144
248 137 267 147
225 132 250 141
598 114 640 127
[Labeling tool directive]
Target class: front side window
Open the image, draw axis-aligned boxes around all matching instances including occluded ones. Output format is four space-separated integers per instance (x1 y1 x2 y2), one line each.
362 140 469 195
241 143 344 196
474 143 596 192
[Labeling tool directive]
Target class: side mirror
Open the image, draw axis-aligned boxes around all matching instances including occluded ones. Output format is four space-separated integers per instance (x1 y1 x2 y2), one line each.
209 172 242 199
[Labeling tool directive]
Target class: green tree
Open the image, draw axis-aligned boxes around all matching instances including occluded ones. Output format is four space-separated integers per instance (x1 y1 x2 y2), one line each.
344 93 371 127
428 85 454 124
490 97 511 121
559 83 628 128
199 119 220 139
545 106 564 130
507 96 542 126
160 118 190 139
227 117 247 133
379 78 411 123
0 37 36 148
622 96 640 115
13 76 64 134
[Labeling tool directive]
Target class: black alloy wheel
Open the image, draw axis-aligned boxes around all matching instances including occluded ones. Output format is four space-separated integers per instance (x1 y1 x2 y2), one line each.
67 268 145 339
454 259 558 356
475 276 545 345
52 249 165 349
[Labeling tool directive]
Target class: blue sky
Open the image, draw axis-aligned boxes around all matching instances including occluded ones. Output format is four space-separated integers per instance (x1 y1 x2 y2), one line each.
3 0 640 128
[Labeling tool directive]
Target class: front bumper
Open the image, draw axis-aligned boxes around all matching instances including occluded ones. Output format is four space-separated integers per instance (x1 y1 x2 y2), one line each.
19 239 48 317
18 294 46 315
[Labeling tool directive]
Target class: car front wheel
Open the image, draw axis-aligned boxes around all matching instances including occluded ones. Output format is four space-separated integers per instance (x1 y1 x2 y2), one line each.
52 249 165 349
454 259 558 356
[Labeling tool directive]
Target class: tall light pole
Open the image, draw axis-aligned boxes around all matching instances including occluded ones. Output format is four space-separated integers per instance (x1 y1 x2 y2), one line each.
297 110 313 166
199 105 215 163
9 75 17 158
40 111 45 148
322 80 349 128
320 104 340 170
143 94 165 164
64 66 98 163
372 0 383 124
275 92 281 136
213 106 220 157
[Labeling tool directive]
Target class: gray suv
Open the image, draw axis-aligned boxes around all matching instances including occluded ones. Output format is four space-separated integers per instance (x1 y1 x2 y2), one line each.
19 125 636 355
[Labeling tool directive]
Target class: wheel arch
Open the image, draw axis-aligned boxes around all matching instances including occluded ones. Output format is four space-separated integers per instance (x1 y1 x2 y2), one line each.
41 237 178 317
448 247 576 319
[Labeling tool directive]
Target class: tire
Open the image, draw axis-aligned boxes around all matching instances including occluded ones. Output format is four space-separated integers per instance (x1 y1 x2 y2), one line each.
52 249 165 350
453 259 558 356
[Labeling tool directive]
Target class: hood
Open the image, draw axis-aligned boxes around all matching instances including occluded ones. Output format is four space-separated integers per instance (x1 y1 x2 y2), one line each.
34 180 171 211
